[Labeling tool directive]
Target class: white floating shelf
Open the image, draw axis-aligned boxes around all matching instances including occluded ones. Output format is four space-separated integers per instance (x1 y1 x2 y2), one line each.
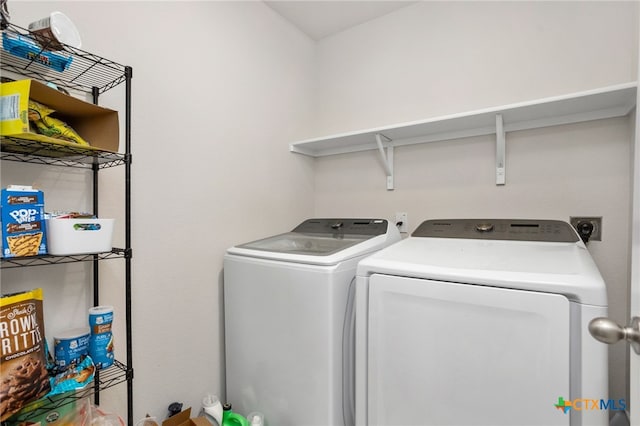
290 82 637 188
291 82 637 157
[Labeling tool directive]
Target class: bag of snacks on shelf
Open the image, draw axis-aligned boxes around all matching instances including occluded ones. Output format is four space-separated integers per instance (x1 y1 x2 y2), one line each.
28 99 55 121
27 99 90 146
0 288 51 421
32 114 90 146
47 355 95 396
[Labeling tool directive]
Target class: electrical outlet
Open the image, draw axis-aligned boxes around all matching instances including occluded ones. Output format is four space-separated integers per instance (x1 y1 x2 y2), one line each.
395 212 408 233
569 216 602 241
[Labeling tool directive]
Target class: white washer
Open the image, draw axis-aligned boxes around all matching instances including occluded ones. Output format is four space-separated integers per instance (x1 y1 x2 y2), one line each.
224 218 401 426
355 219 608 426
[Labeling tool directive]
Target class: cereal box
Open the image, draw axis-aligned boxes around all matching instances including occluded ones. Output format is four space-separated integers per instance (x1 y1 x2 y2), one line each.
1 186 48 257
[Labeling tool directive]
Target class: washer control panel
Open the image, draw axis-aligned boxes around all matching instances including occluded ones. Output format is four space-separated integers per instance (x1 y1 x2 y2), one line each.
292 218 389 236
412 219 579 242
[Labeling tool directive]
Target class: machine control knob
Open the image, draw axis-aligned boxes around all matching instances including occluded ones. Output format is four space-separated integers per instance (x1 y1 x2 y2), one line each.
331 222 344 230
588 316 640 355
475 222 494 232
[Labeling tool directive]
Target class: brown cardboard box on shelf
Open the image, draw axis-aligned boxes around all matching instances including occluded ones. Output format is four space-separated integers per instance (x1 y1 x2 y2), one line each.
0 79 119 153
162 408 212 426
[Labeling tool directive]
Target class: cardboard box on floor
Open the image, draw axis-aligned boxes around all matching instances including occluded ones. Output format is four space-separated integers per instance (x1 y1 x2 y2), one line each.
162 408 211 426
0 79 119 152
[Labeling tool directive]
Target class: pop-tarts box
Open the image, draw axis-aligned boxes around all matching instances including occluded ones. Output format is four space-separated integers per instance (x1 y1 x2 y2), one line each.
1 185 47 257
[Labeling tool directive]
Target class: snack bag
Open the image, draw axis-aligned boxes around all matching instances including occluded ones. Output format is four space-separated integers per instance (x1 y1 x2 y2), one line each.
27 99 55 121
47 355 95 396
32 115 90 146
0 288 51 421
26 99 90 146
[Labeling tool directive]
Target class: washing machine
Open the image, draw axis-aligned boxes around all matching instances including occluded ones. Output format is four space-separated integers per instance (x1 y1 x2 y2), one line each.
224 218 401 426
354 219 608 426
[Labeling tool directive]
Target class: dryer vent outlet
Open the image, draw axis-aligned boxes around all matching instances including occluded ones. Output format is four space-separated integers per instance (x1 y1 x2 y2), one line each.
570 216 602 242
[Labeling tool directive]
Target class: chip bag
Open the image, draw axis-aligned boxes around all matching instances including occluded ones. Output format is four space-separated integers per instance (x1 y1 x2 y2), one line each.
28 99 90 146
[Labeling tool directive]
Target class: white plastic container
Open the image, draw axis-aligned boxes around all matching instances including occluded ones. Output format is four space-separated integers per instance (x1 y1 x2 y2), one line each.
28 11 82 50
46 218 114 255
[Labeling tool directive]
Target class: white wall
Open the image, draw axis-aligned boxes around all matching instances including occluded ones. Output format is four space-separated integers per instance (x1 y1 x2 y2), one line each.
311 1 637 404
314 1 637 134
2 1 316 421
3 0 638 421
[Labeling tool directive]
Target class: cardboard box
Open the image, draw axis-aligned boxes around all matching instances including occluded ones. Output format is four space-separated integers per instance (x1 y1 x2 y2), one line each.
1 186 47 257
162 408 212 426
0 79 119 153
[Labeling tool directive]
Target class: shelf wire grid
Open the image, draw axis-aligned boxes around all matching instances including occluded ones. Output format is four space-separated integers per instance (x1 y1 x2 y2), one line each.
1 23 127 94
0 137 126 168
0 248 126 268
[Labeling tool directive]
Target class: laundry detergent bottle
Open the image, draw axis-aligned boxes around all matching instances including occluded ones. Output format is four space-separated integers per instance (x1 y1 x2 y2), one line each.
222 403 249 426
200 394 223 425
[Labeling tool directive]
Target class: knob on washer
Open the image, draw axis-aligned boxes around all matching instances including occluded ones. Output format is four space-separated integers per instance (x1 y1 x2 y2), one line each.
476 222 494 232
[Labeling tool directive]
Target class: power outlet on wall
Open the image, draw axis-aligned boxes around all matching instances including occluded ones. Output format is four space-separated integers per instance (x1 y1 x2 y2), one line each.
395 212 408 233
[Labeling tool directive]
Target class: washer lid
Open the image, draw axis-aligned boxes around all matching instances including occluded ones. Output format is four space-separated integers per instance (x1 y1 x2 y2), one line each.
227 218 401 265
236 231 368 255
357 227 607 306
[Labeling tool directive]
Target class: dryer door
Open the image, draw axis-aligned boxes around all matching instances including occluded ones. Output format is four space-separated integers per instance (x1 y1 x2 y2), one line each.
366 274 571 426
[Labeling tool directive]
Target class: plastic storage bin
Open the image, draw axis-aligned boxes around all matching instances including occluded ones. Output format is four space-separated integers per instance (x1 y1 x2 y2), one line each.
46 218 114 255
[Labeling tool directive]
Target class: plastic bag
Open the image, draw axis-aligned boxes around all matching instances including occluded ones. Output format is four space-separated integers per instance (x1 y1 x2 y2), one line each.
90 403 125 426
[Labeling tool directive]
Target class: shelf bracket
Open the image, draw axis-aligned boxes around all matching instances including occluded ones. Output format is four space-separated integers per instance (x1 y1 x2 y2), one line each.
375 133 394 190
496 114 506 185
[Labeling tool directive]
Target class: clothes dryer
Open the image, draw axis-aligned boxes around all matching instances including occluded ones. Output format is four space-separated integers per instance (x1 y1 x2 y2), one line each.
224 218 401 426
355 219 608 426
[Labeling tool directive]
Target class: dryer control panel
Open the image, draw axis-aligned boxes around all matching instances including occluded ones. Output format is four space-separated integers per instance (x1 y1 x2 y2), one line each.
412 219 579 242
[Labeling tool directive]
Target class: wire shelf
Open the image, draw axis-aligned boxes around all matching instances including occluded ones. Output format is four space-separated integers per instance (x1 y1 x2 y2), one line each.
0 137 126 168
0 248 127 268
1 360 132 424
1 23 128 94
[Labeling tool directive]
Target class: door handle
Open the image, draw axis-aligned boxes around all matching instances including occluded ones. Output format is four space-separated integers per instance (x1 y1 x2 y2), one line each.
588 317 640 354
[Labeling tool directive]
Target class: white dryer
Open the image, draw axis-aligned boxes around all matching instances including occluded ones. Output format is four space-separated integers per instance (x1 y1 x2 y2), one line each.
224 218 401 426
354 219 608 426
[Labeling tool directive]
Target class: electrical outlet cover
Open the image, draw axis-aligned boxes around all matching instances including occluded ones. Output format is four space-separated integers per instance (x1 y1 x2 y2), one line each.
395 212 408 233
